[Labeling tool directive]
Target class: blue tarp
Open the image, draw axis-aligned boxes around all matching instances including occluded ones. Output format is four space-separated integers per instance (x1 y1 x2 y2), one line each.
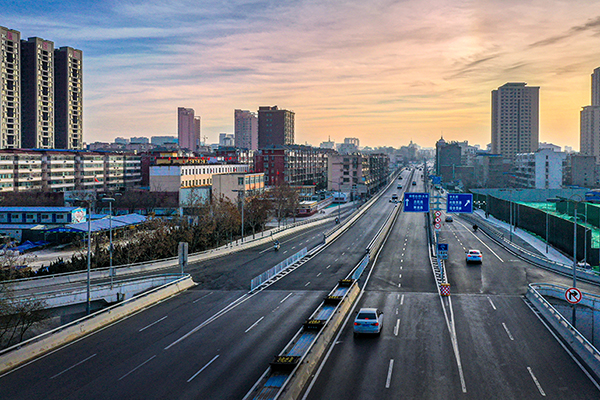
44 214 148 233
1 240 50 254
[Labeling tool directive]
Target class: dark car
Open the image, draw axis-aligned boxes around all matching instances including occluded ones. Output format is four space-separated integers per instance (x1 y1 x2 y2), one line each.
412 181 416 186
445 216 453 222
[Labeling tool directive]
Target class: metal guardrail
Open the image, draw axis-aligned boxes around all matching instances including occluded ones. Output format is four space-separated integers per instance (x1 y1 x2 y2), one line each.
351 255 369 280
461 213 600 285
526 283 600 379
250 248 308 291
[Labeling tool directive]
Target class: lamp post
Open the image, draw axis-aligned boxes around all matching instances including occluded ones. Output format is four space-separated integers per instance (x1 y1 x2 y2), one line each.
86 200 92 315
102 197 115 289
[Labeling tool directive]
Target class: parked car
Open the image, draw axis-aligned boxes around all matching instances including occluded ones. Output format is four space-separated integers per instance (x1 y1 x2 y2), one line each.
466 249 482 263
354 308 383 336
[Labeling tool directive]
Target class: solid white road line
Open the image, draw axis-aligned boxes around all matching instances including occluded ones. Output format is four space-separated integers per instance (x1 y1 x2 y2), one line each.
400 295 404 305
487 297 497 310
394 319 400 336
50 353 97 380
385 359 394 388
456 220 504 262
193 292 214 304
118 355 156 381
187 355 220 383
279 293 293 303
527 367 546 396
245 316 264 333
502 322 515 341
139 315 168 332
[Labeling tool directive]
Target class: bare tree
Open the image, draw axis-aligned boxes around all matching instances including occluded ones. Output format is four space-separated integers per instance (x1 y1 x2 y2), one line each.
0 283 48 349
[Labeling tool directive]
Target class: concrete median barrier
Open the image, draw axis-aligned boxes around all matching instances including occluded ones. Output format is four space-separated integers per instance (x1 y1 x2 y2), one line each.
0 275 195 374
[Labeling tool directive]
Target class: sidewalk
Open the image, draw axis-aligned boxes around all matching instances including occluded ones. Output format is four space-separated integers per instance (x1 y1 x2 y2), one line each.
473 209 572 265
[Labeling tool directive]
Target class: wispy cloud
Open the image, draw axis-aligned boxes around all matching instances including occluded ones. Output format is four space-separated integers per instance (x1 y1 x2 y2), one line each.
3 0 600 149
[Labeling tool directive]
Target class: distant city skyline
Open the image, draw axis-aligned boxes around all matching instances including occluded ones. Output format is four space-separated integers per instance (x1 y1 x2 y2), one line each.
4 1 600 150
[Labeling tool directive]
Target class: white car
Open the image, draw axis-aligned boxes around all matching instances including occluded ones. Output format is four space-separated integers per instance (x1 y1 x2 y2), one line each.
354 308 383 336
466 249 482 263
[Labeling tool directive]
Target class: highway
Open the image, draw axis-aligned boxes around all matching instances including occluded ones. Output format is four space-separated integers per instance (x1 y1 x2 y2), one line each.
0 171 408 399
304 170 600 399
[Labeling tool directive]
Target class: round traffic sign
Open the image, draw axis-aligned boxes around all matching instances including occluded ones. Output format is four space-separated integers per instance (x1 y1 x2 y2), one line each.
434 222 441 230
435 217 441 223
435 211 441 217
565 287 582 304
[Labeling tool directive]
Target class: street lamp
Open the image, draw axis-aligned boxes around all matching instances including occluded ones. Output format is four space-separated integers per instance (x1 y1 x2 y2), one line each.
102 197 115 289
86 200 92 315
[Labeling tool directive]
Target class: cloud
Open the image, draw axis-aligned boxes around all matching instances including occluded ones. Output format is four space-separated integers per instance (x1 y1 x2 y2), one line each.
529 15 600 48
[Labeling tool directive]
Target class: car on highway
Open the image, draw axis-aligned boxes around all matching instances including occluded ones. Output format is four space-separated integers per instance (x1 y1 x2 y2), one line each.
397 184 402 189
398 176 403 180
445 216 453 222
390 193 398 203
412 181 417 186
466 249 482 263
354 308 383 336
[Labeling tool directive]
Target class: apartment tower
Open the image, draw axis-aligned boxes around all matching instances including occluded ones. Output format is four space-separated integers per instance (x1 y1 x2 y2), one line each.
177 107 200 151
0 27 21 148
234 109 258 150
491 82 539 159
54 47 83 149
581 67 600 162
258 106 294 148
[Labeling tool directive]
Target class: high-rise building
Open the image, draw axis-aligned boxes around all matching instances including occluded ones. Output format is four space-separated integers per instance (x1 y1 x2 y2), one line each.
234 109 258 150
54 46 83 149
581 67 600 162
219 133 234 147
491 82 539 159
592 67 600 107
21 37 55 149
258 106 294 148
178 107 200 151
0 27 21 149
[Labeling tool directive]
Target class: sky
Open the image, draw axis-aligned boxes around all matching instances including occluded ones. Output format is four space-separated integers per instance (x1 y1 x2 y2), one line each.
4 0 600 150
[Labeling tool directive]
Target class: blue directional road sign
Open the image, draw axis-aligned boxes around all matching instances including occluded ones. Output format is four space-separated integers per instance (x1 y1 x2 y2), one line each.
403 192 430 212
431 176 442 185
446 193 473 213
437 243 448 259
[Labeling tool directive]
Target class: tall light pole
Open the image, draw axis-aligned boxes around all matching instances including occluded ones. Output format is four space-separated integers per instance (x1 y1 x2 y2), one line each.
102 197 115 289
86 200 92 315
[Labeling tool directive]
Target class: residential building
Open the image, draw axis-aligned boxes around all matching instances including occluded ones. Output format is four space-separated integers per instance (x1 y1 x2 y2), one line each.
130 137 149 144
539 142 561 152
149 163 250 192
0 26 21 149
328 154 363 194
234 109 258 150
491 82 540 159
21 37 55 148
212 172 265 202
513 148 566 189
54 46 83 149
178 107 200 151
115 137 129 145
219 133 234 147
435 137 461 182
563 154 597 188
42 151 77 192
581 67 600 162
254 145 330 187
151 136 177 146
472 153 510 188
258 106 294 148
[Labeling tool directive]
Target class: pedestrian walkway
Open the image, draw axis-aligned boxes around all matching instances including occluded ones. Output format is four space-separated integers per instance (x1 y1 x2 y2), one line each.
473 209 572 265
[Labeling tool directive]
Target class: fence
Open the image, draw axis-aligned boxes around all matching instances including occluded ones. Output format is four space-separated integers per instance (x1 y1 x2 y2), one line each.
250 247 308 291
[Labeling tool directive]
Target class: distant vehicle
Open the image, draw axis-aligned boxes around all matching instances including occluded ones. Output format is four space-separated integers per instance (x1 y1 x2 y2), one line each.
398 176 403 180
274 241 280 251
445 216 453 222
354 308 383 336
412 181 417 186
466 249 482 263
472 224 478 232
397 185 402 189
390 193 398 203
